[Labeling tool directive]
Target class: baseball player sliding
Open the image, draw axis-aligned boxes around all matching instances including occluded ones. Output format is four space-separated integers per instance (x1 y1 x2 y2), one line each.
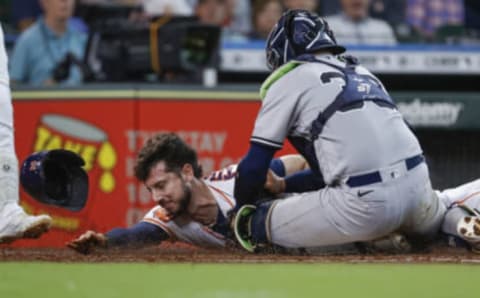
67 133 311 253
66 132 480 254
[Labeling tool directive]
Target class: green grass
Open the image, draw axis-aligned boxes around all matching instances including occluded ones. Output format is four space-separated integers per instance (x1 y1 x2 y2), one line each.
0 263 478 298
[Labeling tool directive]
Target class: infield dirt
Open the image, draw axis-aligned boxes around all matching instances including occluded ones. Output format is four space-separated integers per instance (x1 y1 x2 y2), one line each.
1 242 480 264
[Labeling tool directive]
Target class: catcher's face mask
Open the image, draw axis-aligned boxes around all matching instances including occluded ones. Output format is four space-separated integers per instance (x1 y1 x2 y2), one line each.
20 149 89 211
265 9 346 70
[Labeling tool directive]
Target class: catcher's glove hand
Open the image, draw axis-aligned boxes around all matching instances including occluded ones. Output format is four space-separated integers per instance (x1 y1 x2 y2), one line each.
232 203 283 254
232 204 257 253
67 230 107 255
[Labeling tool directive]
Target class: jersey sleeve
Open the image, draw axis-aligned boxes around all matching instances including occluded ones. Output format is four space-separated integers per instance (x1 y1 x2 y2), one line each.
251 81 300 149
142 206 176 240
105 221 168 248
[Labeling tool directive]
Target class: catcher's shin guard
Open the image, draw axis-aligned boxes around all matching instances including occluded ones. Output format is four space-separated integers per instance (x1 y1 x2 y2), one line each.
233 201 275 253
0 152 52 243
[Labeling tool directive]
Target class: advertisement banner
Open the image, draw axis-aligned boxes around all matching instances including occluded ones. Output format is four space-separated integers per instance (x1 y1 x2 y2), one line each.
13 100 133 247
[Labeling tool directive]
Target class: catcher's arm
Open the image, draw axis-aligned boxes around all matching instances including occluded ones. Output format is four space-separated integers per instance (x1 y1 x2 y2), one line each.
278 154 309 175
265 154 310 193
265 154 324 194
67 222 168 254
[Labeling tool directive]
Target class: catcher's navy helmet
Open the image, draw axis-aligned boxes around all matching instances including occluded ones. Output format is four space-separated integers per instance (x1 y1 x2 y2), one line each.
265 9 346 70
20 149 89 212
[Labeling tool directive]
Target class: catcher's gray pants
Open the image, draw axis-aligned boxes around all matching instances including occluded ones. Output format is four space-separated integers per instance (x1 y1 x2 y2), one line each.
268 162 445 248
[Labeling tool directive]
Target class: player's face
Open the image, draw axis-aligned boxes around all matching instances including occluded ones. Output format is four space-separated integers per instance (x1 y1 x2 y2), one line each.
145 161 192 219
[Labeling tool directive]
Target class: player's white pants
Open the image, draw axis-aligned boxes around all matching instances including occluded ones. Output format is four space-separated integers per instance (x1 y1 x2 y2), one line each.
0 84 14 153
0 24 14 154
0 24 52 243
268 162 446 248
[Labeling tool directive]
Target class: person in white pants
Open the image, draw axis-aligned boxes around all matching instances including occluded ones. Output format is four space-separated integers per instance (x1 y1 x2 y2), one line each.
0 25 52 243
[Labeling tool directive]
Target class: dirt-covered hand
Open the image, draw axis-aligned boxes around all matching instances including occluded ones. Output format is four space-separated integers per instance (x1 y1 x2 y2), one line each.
66 230 107 255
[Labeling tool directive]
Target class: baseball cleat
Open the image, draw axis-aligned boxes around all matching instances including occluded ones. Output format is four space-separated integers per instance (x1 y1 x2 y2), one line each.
362 233 412 254
0 213 52 244
233 204 257 253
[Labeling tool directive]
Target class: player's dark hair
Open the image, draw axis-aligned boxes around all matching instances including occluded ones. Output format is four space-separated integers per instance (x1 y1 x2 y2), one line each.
134 132 203 181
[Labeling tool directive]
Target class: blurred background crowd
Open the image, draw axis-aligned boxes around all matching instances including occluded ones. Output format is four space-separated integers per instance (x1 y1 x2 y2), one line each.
1 0 479 86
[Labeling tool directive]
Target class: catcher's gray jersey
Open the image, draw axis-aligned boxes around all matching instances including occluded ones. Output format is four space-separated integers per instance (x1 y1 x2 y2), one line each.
252 54 421 185
251 54 445 248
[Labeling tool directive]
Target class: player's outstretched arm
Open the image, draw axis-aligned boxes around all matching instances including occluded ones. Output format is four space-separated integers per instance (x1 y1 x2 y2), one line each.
67 222 168 254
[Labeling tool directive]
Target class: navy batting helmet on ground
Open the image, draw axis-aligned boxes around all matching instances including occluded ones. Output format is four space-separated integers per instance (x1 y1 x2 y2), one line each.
265 9 346 70
20 149 89 211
